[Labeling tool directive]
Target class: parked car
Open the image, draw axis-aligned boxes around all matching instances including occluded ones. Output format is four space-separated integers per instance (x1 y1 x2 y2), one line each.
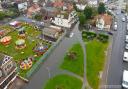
125 44 128 50
125 35 128 42
107 32 113 35
122 17 125 22
127 24 128 31
121 10 125 13
127 16 128 22
114 24 117 30
69 32 74 38
123 52 128 61
122 70 128 88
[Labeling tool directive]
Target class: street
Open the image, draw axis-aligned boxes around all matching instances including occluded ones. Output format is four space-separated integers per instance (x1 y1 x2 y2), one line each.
106 12 127 89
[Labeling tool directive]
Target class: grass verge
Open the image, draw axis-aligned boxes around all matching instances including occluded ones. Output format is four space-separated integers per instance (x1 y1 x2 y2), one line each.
86 40 108 89
44 74 82 89
60 43 84 77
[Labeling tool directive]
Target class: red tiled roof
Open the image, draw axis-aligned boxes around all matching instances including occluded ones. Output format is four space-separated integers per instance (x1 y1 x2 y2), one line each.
27 4 41 16
53 1 64 8
97 14 112 26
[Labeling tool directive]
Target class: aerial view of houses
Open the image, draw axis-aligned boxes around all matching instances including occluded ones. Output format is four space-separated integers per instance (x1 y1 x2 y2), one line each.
0 0 128 89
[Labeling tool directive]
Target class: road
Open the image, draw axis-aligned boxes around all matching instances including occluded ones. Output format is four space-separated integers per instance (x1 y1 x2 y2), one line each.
106 12 127 89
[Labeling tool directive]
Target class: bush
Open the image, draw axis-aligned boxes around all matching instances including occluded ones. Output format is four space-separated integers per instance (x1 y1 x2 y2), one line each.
97 34 109 43
7 8 20 18
0 11 6 20
34 14 43 21
82 31 97 40
79 13 86 25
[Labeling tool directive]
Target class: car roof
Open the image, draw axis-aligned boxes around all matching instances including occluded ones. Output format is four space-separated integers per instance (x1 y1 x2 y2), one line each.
126 35 128 38
124 52 128 57
123 70 128 81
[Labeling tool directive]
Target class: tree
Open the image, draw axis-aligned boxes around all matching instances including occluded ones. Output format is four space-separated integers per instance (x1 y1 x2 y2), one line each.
84 6 93 19
98 3 106 14
0 11 6 20
79 13 86 25
125 4 128 13
67 51 77 60
73 2 77 11
8 8 20 18
92 7 98 17
34 14 43 21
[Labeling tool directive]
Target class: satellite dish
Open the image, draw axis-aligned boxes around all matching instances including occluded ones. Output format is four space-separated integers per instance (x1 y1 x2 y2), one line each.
0 70 2 78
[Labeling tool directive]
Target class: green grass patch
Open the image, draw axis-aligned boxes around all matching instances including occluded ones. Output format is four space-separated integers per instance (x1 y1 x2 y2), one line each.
61 43 84 77
44 74 82 89
0 24 51 61
86 40 108 89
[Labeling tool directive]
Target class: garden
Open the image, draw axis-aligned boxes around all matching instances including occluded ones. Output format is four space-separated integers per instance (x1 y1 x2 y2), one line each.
0 21 52 77
82 31 109 89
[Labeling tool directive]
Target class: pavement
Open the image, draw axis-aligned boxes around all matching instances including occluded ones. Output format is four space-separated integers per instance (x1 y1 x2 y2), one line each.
8 76 27 89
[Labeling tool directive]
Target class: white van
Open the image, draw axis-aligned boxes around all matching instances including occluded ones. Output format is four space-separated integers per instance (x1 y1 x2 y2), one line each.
123 52 128 61
125 35 128 42
114 24 117 30
122 17 125 22
122 70 128 88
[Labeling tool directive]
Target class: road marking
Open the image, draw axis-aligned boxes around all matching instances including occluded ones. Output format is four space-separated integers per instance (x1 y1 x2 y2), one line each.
46 67 51 79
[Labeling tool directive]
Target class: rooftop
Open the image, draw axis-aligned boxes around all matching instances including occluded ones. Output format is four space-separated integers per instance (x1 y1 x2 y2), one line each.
96 14 112 26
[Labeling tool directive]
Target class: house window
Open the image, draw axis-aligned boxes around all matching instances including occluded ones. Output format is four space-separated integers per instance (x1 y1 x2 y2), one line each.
4 62 13 73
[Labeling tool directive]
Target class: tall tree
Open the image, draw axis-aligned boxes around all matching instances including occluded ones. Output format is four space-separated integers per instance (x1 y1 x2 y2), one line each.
98 3 106 14
84 6 93 19
79 13 86 25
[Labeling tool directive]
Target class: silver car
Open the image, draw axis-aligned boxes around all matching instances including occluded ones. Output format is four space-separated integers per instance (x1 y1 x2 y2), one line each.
126 44 128 50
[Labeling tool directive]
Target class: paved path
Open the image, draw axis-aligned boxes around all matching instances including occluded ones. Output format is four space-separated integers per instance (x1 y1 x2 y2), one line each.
74 24 87 89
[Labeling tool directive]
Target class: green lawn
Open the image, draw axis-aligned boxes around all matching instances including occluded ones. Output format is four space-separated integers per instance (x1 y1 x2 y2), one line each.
86 40 108 89
0 24 47 61
44 74 82 89
61 43 84 77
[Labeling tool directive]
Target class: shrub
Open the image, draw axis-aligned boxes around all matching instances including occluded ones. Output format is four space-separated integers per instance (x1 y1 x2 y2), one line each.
0 11 6 20
82 31 97 40
34 14 43 21
97 34 109 43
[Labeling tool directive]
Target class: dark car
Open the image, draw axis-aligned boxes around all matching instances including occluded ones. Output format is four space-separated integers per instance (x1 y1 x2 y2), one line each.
108 32 113 35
